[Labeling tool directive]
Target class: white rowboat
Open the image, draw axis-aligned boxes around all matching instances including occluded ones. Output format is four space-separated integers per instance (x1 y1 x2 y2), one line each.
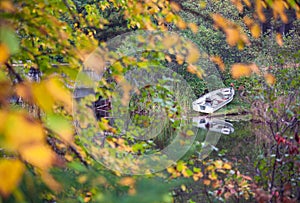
192 87 235 113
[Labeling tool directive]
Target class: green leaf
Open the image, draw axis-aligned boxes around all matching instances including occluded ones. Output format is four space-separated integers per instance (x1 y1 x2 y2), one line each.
186 130 194 136
186 169 193 176
176 161 185 172
0 27 19 54
193 167 201 173
45 114 73 142
67 162 87 172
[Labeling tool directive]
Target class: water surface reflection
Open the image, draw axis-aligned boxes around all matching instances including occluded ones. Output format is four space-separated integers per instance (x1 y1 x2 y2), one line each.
192 116 234 135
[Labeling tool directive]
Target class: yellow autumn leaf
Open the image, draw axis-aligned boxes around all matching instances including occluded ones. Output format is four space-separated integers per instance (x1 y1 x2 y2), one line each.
20 144 56 169
264 73 276 85
165 13 174 23
276 33 283 46
187 64 197 74
167 166 175 174
0 159 25 198
208 171 218 180
272 0 288 23
177 18 187 29
232 0 243 13
242 0 251 7
214 160 223 169
212 14 228 29
176 55 184 65
193 172 203 181
199 1 206 8
112 61 123 73
188 22 198 33
165 54 172 63
283 1 290 9
84 196 92 203
185 42 200 64
4 113 45 150
78 175 88 184
250 24 261 38
249 63 260 74
241 32 250 43
0 110 8 132
45 77 72 113
231 63 252 78
0 43 10 64
0 1 15 12
210 56 225 71
243 16 254 27
255 0 266 22
119 177 135 186
203 179 211 186
149 5 159 15
181 184 186 191
170 2 181 12
64 153 73 161
206 165 215 171
32 82 55 113
162 34 179 48
15 82 34 103
225 28 240 46
181 169 191 177
41 171 62 192
223 163 232 170
193 175 199 182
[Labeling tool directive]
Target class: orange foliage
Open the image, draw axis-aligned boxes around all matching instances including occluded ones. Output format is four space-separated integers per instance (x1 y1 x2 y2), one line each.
0 43 10 64
210 56 225 72
231 63 252 78
272 0 288 23
188 22 198 33
0 159 24 197
242 0 252 7
255 0 266 22
20 144 56 169
264 73 276 85
212 14 250 47
231 0 244 13
276 33 284 46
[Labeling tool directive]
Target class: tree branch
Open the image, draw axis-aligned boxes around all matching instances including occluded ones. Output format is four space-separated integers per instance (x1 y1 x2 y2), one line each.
45 127 89 167
5 62 23 83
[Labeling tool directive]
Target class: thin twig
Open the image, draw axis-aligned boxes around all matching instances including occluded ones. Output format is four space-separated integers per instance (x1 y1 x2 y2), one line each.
5 62 23 82
45 127 89 167
269 141 280 201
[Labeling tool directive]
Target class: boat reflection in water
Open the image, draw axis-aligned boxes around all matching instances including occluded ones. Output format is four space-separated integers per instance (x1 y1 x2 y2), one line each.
192 116 234 135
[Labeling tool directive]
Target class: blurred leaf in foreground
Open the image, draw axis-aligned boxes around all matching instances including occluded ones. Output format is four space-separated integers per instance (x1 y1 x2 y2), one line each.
0 159 25 198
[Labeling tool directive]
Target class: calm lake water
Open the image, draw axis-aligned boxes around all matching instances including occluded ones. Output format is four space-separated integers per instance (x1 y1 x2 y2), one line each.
174 120 264 202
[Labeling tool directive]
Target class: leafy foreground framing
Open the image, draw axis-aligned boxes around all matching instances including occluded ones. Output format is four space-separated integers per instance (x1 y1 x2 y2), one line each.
0 0 299 202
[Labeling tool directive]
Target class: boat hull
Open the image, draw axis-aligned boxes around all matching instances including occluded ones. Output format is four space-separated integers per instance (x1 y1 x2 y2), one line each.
192 87 235 113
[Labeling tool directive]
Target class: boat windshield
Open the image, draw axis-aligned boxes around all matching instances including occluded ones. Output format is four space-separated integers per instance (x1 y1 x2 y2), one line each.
200 106 206 110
